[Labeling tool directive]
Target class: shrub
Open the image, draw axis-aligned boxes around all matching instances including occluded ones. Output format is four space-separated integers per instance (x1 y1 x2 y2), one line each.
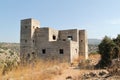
97 35 120 68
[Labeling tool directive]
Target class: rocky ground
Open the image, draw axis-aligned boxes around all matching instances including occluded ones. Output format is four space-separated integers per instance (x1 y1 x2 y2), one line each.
0 54 120 80
53 54 120 80
53 68 120 80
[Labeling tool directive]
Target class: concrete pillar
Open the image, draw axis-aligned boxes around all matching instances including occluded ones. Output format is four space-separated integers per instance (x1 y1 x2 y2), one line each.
20 18 40 62
79 30 88 59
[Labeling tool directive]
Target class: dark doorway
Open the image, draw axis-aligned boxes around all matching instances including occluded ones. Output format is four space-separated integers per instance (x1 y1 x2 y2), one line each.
59 49 64 54
42 49 46 54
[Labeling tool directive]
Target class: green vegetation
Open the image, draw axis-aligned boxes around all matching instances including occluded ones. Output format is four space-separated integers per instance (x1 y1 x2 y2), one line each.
0 42 20 54
97 35 120 68
0 43 20 75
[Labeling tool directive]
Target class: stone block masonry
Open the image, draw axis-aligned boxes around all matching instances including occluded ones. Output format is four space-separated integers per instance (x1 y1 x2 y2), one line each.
20 18 88 63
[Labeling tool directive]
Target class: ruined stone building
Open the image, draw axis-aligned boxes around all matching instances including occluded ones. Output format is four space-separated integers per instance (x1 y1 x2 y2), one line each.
20 18 88 63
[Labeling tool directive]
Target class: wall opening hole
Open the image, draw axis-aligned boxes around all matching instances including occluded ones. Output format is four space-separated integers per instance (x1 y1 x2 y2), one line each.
81 40 83 42
32 52 35 54
25 40 27 43
75 49 77 53
67 36 73 40
27 53 30 59
25 26 27 29
63 39 66 41
33 40 35 43
42 49 46 54
53 35 56 40
59 49 64 54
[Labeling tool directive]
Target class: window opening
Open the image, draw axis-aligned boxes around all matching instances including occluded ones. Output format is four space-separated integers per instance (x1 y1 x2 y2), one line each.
81 40 83 42
53 35 56 40
25 40 27 43
75 49 77 53
33 40 35 43
25 26 27 29
59 49 64 54
67 36 73 40
42 49 46 54
27 53 30 59
63 39 66 41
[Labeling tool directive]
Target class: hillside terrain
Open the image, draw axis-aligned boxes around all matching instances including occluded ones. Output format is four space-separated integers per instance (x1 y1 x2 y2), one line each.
0 39 100 80
0 39 100 54
0 39 120 80
88 39 101 45
0 42 19 54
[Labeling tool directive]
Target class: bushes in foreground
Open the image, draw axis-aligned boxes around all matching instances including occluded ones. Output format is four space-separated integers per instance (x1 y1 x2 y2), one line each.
0 59 69 80
97 35 120 68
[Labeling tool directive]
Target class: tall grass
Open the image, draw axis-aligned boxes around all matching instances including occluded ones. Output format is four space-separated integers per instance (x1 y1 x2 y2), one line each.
0 59 69 80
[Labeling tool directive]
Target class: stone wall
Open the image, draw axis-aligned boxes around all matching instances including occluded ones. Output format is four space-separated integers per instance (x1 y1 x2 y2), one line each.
79 30 88 59
20 18 40 61
20 18 88 63
59 29 79 42
35 41 71 62
70 41 79 63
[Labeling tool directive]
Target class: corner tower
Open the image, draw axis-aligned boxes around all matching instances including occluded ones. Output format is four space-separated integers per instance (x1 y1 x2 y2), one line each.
79 30 88 59
20 18 40 62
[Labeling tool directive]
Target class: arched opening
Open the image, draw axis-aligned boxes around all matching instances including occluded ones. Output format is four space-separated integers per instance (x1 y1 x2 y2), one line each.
53 35 56 40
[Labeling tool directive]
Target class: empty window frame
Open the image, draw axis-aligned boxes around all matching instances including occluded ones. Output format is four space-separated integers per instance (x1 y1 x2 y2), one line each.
63 39 66 41
75 49 77 53
32 52 35 55
80 40 83 42
42 49 46 54
33 40 35 43
25 26 28 29
25 40 27 43
53 35 56 40
67 36 73 40
27 53 30 59
59 49 64 54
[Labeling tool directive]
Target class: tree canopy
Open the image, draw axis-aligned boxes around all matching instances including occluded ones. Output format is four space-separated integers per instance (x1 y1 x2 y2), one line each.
97 35 120 68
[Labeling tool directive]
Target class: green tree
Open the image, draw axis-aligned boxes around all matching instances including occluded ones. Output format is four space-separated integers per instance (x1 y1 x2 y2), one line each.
113 34 120 58
98 36 116 68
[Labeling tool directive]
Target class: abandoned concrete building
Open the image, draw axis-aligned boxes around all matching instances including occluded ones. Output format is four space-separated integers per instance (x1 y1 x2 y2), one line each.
20 18 88 63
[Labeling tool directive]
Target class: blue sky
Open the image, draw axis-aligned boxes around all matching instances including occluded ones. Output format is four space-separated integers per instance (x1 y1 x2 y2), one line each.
0 0 120 42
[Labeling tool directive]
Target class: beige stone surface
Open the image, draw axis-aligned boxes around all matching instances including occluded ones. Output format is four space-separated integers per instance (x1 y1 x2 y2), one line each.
20 18 88 63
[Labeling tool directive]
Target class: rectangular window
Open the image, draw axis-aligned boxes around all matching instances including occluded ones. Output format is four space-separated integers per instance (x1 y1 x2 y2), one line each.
59 49 64 54
67 36 73 40
42 49 46 54
75 49 77 53
33 40 35 43
25 26 28 29
63 39 66 41
25 40 27 43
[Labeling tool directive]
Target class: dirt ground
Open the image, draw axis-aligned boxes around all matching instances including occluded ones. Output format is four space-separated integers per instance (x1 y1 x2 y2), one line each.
53 54 120 80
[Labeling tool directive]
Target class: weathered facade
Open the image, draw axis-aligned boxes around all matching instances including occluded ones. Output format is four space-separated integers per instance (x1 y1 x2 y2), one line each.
20 18 88 63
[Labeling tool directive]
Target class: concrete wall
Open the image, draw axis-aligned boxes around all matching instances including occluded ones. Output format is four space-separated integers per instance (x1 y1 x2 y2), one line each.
35 28 49 42
20 18 88 63
20 18 40 61
79 30 88 59
36 41 71 62
59 29 79 42
49 28 59 41
70 41 79 63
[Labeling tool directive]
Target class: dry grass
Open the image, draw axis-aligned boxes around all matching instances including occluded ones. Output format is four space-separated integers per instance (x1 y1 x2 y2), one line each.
0 59 69 80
